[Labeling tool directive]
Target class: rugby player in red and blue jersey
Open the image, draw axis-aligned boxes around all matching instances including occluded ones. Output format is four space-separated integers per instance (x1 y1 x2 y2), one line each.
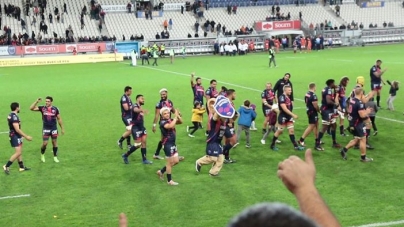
30 96 64 163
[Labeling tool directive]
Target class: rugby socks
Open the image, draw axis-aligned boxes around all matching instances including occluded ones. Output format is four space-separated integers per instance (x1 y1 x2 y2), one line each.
223 143 233 160
331 130 337 144
342 147 348 153
126 136 131 145
167 174 172 182
327 127 331 134
318 132 324 142
5 161 13 168
52 147 58 156
289 134 298 147
339 125 344 135
271 136 278 147
361 155 366 160
141 148 147 161
125 146 138 157
18 161 24 168
154 141 163 156
118 137 125 143
376 95 380 106
41 146 46 154
366 129 371 137
160 166 166 174
299 137 305 143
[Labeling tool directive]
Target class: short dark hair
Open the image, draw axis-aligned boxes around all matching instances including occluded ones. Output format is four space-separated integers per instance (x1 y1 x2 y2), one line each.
196 77 201 81
210 79 217 84
244 100 250 107
226 89 235 96
309 83 316 89
10 102 19 111
227 203 318 227
46 96 53 102
376 59 382 63
340 76 349 84
136 94 143 99
222 86 228 91
326 79 335 86
124 86 132 92
284 73 291 78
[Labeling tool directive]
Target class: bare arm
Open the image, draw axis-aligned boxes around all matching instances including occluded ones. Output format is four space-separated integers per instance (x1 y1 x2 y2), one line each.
152 108 160 124
191 73 195 87
295 185 341 227
280 103 295 118
13 123 30 139
29 98 41 111
56 115 65 134
312 101 320 112
326 95 335 105
122 103 129 111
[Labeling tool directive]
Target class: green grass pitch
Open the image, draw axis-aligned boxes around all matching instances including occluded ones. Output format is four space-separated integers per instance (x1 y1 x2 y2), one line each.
1 44 404 227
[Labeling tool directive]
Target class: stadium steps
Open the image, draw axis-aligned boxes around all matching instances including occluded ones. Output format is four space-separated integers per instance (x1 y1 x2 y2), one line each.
324 5 347 26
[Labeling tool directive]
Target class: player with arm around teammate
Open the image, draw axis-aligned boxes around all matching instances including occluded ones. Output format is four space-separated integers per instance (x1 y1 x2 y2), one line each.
121 95 153 164
156 107 183 185
270 85 304 151
340 86 374 162
30 96 65 163
3 102 33 174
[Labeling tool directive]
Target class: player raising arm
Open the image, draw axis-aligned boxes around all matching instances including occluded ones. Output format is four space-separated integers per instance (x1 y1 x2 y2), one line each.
30 96 64 163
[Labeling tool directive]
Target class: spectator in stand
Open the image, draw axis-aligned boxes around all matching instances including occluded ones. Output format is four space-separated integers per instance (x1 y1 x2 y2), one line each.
369 23 373 28
402 0 404 7
56 14 60 23
227 4 231 15
81 17 85 29
383 21 387 28
195 21 199 33
54 7 59 15
163 19 168 29
49 13 53 23
100 10 105 23
205 0 209 10
359 23 363 29
388 22 394 27
82 5 87 15
127 2 132 13
63 3 67 14
232 5 237 14
21 19 26 31
299 11 302 20
31 16 36 26
335 5 340 17
309 23 314 30
276 5 280 13
169 19 173 30
156 32 160 39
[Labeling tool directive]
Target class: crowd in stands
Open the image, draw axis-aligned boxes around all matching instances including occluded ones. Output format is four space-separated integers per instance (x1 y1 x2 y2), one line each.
309 19 396 31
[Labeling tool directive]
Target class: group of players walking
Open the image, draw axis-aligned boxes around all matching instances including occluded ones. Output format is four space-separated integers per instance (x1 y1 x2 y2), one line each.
112 59 388 186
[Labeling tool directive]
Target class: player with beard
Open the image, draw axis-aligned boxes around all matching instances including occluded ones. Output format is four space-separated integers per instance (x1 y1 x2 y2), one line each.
121 95 153 164
117 86 133 151
30 96 65 163
273 73 294 103
335 77 349 136
152 89 184 161
347 77 375 150
204 80 219 135
298 83 322 150
191 73 204 128
316 79 341 149
270 86 304 151
190 72 204 105
370 60 387 108
156 107 183 185
340 86 373 162
222 89 238 164
3 102 32 174
261 82 277 134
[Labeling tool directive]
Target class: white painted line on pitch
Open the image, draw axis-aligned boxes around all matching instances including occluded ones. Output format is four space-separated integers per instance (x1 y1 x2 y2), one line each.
0 194 30 200
350 219 404 227
138 66 403 124
328 59 353 62
0 131 8 134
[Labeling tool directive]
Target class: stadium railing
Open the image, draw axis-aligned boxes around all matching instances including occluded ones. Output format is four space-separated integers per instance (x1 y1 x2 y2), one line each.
360 27 404 44
209 0 318 8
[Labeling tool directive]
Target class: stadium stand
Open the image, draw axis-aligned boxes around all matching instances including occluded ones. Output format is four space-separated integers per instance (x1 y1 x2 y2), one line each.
1 1 25 34
361 27 404 44
331 2 404 28
103 4 340 40
24 0 101 40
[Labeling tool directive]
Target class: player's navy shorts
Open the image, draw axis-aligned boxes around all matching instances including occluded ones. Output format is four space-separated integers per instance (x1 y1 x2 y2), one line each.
10 135 23 147
122 116 132 126
163 142 178 157
278 113 293 126
371 82 382 91
307 111 318 124
267 111 277 126
321 108 336 122
131 126 147 140
42 127 58 140
205 142 223 157
349 123 366 138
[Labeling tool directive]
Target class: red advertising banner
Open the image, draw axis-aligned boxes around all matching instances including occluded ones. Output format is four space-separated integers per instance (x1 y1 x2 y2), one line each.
255 20 301 32
14 43 113 55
